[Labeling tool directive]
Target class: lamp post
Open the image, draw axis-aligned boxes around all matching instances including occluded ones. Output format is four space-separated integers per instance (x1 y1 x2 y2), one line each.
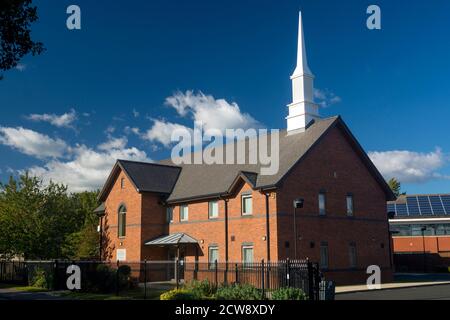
421 226 427 273
293 198 304 260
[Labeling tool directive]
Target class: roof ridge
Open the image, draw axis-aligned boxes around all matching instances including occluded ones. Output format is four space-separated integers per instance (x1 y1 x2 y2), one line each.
118 159 181 169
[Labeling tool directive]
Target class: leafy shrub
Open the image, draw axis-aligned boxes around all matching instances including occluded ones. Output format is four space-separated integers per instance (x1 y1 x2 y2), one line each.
270 287 307 300
117 264 132 289
30 268 53 289
184 280 216 298
160 289 197 300
215 283 262 300
85 264 115 292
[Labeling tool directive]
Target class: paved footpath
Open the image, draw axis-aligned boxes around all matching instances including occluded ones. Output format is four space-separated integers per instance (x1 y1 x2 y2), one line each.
0 287 67 300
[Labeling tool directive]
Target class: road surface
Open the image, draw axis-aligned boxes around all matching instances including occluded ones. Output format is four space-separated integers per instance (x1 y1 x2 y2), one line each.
336 283 450 300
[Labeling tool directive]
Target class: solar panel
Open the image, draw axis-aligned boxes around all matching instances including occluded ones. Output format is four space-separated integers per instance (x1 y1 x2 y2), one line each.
441 195 450 214
396 203 408 216
387 203 396 215
417 196 433 215
406 196 420 216
430 196 446 215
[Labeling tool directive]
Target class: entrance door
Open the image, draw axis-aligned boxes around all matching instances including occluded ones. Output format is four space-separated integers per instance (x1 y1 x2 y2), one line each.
167 249 185 280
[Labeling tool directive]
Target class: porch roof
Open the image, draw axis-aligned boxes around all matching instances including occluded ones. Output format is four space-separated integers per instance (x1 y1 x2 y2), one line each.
144 233 198 246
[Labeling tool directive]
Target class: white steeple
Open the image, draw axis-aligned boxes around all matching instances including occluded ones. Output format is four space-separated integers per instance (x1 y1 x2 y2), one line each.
286 12 320 134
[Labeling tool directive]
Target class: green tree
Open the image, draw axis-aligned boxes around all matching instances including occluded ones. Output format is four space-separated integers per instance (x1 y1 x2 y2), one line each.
388 177 404 198
62 191 100 259
0 0 45 79
0 174 100 260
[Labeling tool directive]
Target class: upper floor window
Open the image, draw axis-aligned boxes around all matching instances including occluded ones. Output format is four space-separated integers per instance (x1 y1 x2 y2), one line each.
118 205 126 238
320 241 329 269
166 207 173 223
180 204 188 221
120 177 125 189
346 194 354 216
241 194 253 216
349 242 357 268
208 201 219 219
318 192 326 216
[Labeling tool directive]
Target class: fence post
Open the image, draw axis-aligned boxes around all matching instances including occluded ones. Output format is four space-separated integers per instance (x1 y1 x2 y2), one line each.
286 258 290 288
261 259 265 299
235 263 239 284
307 259 314 301
194 258 198 281
116 260 120 296
175 258 179 289
53 260 58 290
214 260 218 288
144 260 147 300
315 263 321 301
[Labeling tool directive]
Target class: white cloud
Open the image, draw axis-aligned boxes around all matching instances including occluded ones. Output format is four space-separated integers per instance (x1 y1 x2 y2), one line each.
132 109 140 118
26 139 151 192
0 126 67 159
97 137 128 151
124 126 140 135
15 63 26 71
141 90 262 148
164 90 262 132
314 89 341 108
27 109 77 128
142 119 191 147
369 148 450 183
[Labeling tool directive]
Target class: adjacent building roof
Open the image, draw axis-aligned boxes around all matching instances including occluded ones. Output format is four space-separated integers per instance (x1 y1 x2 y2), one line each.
98 116 395 204
388 194 450 219
145 233 198 246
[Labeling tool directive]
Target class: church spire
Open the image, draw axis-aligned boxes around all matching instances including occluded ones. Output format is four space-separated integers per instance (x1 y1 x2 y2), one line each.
286 11 320 134
292 11 312 77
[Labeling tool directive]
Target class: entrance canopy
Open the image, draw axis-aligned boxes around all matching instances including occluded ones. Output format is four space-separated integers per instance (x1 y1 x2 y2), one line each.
145 233 198 246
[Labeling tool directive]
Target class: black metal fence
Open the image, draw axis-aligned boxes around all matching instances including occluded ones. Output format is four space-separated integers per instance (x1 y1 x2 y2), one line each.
0 259 323 300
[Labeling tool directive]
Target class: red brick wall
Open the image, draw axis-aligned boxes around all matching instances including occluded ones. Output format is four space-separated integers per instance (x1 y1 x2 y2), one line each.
168 180 278 263
276 126 393 284
103 170 143 262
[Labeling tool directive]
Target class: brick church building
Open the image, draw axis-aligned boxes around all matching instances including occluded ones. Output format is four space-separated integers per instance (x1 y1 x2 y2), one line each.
96 13 395 284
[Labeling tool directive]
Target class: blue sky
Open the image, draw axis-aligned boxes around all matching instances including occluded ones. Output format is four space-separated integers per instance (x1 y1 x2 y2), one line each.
1 0 449 194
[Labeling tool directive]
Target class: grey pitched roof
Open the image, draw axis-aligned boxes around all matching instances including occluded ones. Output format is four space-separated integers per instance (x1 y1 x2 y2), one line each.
161 116 340 202
98 116 395 203
98 160 181 201
145 233 198 246
93 203 105 214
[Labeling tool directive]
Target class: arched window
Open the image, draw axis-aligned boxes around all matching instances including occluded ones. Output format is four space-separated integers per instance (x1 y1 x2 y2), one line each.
118 205 126 238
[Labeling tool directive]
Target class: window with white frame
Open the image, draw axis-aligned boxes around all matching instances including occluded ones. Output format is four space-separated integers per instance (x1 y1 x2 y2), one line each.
320 242 329 269
318 192 326 216
208 246 219 268
120 177 125 189
166 207 173 223
208 201 219 219
241 194 253 215
242 245 254 264
180 205 188 221
346 194 354 216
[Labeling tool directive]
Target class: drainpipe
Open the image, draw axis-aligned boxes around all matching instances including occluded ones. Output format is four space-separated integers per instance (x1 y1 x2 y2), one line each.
223 198 229 263
264 192 271 262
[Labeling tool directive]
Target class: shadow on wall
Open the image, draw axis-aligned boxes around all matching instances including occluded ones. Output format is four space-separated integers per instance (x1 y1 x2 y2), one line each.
394 253 450 273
